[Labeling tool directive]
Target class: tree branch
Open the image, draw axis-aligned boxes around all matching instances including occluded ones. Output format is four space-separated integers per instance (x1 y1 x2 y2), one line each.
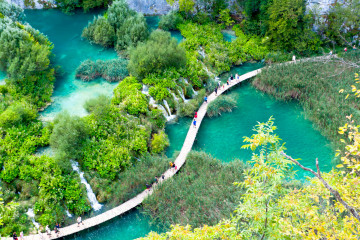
281 152 360 222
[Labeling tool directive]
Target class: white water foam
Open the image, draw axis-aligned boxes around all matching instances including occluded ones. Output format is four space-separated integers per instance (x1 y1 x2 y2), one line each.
142 85 149 95
71 161 102 211
66 210 73 218
26 208 40 229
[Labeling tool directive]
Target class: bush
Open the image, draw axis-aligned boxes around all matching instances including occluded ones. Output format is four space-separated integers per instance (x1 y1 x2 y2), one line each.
159 11 184 30
142 151 247 228
84 94 111 114
50 112 89 161
82 0 148 51
82 16 116 47
115 14 149 51
0 101 37 128
178 89 206 117
89 154 168 207
128 30 187 79
112 76 149 116
207 94 237 117
151 131 169 153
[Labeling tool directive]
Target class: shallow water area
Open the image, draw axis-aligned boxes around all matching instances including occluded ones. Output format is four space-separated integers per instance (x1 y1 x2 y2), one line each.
0 71 6 85
24 9 119 119
166 64 334 179
222 30 236 42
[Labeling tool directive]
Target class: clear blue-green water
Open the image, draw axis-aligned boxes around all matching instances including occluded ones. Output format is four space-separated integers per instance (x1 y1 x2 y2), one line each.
222 30 236 42
0 71 6 85
64 209 159 240
24 9 333 240
25 9 118 119
166 63 334 179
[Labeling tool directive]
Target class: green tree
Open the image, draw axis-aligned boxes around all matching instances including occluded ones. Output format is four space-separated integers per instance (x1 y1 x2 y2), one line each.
266 0 321 52
150 131 169 153
50 112 89 161
128 30 186 79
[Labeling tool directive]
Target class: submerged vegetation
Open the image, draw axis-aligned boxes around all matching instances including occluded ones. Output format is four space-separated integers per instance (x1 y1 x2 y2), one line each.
75 58 128 82
207 93 237 117
142 151 247 228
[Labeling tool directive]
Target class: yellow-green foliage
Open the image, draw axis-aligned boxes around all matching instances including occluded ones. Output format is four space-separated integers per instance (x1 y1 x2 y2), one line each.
151 131 169 153
112 76 148 116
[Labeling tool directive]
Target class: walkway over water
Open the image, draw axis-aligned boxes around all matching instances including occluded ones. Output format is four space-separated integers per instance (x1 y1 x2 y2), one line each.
8 55 331 240
7 68 258 240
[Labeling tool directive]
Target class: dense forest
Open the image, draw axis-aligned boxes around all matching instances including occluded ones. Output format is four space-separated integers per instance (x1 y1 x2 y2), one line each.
0 0 359 238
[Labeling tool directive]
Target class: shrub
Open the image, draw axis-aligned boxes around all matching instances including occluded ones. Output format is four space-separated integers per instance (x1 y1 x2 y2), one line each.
207 94 237 117
115 14 149 51
178 89 206 117
112 76 149 115
89 154 168 207
151 131 169 153
128 30 187 79
0 101 36 128
84 94 111 114
159 11 184 30
50 112 89 161
82 16 116 47
82 0 148 51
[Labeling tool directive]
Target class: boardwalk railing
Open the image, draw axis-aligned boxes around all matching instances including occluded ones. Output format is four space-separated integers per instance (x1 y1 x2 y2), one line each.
11 55 331 240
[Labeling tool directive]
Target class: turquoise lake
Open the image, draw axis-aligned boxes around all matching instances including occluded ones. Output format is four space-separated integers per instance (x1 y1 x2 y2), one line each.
24 9 334 240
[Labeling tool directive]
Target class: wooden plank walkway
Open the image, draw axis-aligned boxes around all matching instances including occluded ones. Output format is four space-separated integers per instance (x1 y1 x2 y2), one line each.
7 55 331 240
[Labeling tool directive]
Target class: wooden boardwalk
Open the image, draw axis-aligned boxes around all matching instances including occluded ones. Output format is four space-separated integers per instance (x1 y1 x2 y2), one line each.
4 54 335 240
7 68 260 240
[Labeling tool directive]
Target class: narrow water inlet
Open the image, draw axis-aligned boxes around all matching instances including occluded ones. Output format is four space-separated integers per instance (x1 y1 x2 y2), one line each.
71 161 102 211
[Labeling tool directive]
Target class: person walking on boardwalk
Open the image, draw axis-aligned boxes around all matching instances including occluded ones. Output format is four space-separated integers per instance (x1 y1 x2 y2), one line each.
344 47 347 53
77 216 84 227
146 183 151 191
194 111 197 119
292 55 296 62
227 80 229 85
19 231 24 240
45 225 51 236
215 86 218 96
193 118 197 128
13 232 18 240
235 73 239 81
230 75 234 84
204 96 208 103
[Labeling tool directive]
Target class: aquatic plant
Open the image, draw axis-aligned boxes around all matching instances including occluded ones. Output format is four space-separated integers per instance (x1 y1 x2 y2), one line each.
75 58 128 82
142 151 247 228
207 93 237 117
253 51 360 148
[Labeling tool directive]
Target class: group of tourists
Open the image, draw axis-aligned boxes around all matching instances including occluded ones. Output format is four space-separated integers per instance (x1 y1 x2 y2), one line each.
13 222 61 240
146 174 165 191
